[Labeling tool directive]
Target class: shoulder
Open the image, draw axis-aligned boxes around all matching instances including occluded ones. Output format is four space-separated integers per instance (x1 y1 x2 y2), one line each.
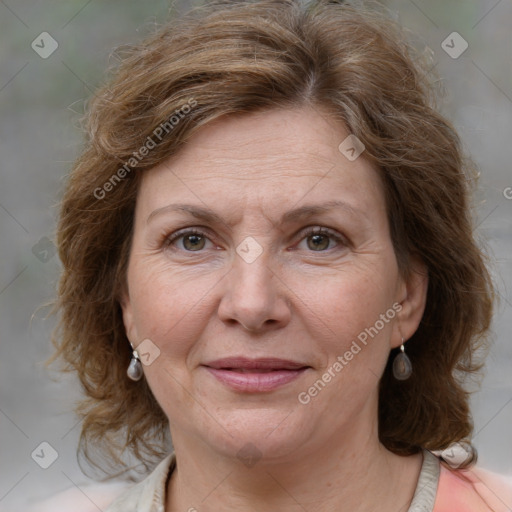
24 454 175 512
25 481 132 512
104 453 175 512
434 462 512 512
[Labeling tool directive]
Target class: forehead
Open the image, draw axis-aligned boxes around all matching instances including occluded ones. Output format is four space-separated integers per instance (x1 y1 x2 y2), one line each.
136 107 386 223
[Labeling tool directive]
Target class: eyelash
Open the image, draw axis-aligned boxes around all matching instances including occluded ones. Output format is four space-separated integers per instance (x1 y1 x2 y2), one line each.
164 226 346 253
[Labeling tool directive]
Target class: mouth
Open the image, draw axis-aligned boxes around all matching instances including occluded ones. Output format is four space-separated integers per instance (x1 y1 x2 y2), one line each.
204 357 309 370
202 357 311 392
220 368 290 373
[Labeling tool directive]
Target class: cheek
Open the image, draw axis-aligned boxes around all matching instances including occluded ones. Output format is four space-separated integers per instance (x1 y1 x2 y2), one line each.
307 263 399 388
300 277 397 410
127 239 399 362
314 263 398 334
127 263 217 357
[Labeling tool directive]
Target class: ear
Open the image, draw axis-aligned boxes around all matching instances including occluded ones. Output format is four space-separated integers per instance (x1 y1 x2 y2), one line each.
119 291 138 346
392 255 429 348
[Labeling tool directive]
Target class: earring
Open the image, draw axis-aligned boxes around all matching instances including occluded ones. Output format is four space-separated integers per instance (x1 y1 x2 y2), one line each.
392 338 412 380
127 347 143 381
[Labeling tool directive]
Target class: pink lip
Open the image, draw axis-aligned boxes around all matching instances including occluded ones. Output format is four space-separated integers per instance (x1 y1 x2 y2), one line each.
202 357 310 393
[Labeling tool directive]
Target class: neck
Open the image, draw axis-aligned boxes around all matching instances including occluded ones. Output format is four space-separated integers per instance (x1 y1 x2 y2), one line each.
166 418 422 512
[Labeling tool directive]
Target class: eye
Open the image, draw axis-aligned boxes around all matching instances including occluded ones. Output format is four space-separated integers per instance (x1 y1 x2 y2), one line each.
166 229 213 252
296 227 345 252
165 226 346 253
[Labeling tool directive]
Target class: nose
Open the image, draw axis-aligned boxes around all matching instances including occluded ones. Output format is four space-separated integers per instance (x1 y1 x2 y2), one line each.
217 249 291 334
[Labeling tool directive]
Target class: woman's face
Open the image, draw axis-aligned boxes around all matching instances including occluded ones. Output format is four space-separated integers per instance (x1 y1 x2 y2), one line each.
122 106 427 463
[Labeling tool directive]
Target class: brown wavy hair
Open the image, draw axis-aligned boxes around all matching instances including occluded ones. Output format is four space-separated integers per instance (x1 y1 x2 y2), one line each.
50 0 494 474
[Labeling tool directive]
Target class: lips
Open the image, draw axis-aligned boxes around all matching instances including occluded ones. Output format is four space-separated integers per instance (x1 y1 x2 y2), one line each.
204 357 308 371
202 357 310 392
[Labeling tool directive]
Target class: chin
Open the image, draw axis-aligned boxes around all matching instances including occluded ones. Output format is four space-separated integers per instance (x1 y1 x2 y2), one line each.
198 406 313 464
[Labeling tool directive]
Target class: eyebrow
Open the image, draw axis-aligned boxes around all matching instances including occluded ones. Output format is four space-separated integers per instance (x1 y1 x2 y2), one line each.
146 200 363 226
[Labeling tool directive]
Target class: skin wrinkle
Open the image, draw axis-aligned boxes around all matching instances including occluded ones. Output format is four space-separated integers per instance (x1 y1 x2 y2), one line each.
121 107 428 511
51 2 496 501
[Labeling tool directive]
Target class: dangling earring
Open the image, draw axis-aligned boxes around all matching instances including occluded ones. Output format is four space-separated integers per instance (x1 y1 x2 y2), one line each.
393 338 412 380
127 345 143 381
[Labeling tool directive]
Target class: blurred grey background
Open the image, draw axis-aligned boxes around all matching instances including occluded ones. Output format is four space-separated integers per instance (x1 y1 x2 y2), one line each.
0 0 511 510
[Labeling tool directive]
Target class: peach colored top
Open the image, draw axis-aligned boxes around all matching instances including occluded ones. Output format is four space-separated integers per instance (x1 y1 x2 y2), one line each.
433 460 512 511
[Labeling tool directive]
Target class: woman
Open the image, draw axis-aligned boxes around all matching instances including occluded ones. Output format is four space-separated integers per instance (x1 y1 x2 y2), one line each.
51 0 512 510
